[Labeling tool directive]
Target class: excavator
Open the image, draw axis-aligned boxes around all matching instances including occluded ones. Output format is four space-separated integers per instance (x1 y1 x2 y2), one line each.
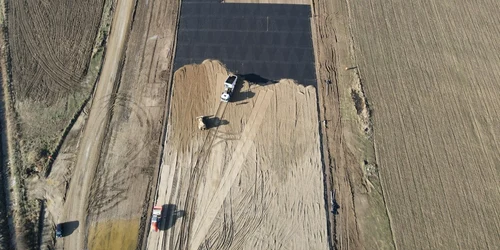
196 116 208 130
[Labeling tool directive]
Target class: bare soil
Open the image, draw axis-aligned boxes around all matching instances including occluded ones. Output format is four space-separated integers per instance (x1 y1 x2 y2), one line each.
9 1 103 101
84 0 181 249
147 60 329 250
8 0 105 174
33 108 88 249
56 0 139 249
5 0 496 249
348 0 500 249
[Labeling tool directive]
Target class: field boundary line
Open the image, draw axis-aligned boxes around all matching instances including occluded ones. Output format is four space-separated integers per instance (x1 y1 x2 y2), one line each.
343 0 398 248
309 3 335 249
0 0 26 247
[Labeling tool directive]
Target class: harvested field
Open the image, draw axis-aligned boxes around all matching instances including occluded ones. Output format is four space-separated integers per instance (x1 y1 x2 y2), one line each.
4 0 107 248
9 1 103 101
8 0 106 173
348 0 500 249
148 60 329 249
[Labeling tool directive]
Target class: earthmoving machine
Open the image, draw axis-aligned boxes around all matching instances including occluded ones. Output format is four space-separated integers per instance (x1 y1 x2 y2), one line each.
221 75 238 102
196 116 208 130
151 206 162 232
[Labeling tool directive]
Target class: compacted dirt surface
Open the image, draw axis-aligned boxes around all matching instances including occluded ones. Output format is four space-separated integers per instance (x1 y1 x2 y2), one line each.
84 0 180 249
60 0 137 249
147 60 329 250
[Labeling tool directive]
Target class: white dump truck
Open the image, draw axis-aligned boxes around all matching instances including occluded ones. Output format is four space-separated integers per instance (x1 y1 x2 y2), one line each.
221 75 238 102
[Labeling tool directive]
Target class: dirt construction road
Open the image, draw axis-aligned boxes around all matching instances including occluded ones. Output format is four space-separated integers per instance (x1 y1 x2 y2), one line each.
61 0 136 249
147 60 329 249
85 0 181 248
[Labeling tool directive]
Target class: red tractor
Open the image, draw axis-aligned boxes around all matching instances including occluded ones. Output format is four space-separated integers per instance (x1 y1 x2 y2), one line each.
151 206 162 232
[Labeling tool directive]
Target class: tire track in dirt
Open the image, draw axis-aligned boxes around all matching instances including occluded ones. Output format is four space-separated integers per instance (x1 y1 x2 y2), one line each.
210 199 235 250
151 59 328 249
176 101 228 250
102 93 154 164
202 168 269 250
311 1 354 248
61 0 136 249
9 1 103 99
162 154 183 247
147 61 224 250
162 95 226 249
190 89 274 250
87 94 153 221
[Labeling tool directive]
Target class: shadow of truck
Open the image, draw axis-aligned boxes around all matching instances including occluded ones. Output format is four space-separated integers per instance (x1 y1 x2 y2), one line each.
159 204 185 231
57 220 79 237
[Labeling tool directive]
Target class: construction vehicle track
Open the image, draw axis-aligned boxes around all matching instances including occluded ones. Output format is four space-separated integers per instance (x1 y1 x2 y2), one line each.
147 61 329 249
167 101 228 250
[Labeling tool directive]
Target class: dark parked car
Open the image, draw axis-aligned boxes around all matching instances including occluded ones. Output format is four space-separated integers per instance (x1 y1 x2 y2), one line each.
56 224 62 238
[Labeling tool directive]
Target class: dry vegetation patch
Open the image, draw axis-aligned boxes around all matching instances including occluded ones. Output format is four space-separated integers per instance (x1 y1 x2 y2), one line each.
88 218 140 250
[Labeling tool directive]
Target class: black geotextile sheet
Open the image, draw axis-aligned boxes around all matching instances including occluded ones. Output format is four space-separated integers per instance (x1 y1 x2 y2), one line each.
174 0 316 85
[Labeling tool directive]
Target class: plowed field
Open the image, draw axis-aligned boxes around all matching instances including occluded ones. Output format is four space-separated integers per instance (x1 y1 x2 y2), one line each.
9 1 103 101
7 0 106 175
5 0 106 247
349 0 500 249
